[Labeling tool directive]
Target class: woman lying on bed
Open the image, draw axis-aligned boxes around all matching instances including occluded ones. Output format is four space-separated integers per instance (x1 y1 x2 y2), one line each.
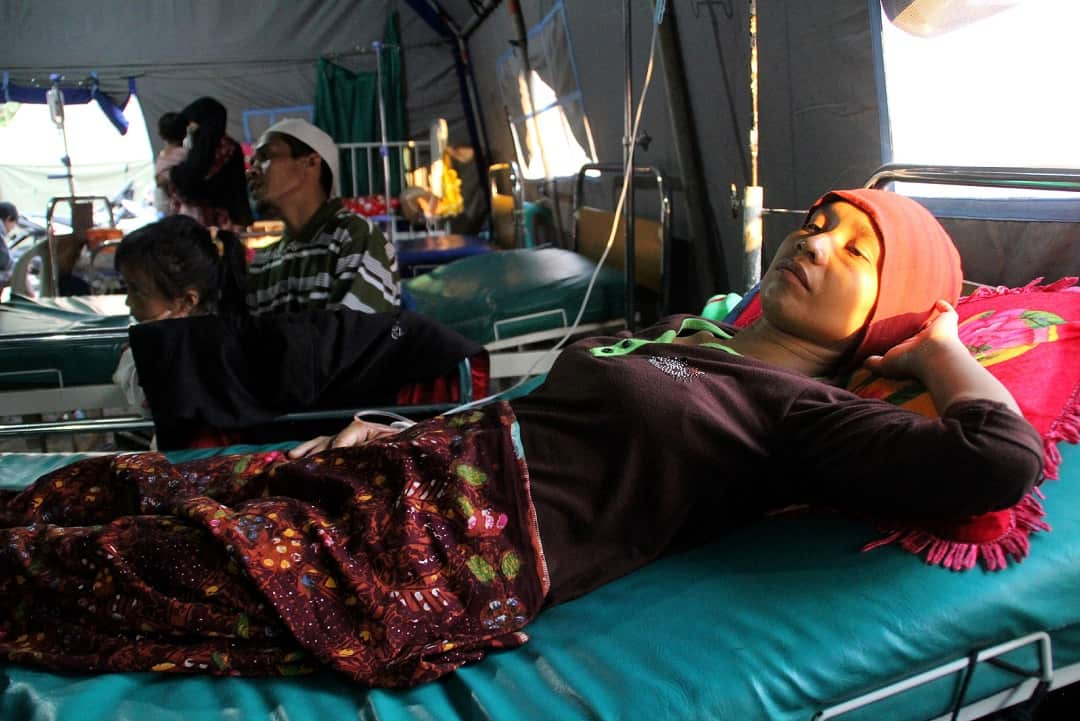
0 189 1042 687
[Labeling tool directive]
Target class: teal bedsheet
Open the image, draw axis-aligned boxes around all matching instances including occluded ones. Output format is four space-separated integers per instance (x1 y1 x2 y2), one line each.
2 442 1079 721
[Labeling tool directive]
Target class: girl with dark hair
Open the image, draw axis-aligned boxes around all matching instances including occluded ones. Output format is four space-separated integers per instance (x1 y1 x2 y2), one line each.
169 97 253 231
111 215 247 407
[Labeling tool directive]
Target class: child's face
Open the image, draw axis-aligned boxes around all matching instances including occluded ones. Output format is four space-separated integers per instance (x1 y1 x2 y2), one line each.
120 267 190 323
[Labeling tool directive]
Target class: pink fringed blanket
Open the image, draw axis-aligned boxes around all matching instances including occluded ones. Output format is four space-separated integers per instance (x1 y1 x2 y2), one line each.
848 278 1080 569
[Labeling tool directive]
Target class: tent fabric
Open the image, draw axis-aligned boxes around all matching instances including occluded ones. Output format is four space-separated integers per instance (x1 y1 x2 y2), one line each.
0 97 154 217
496 2 594 177
0 2 468 156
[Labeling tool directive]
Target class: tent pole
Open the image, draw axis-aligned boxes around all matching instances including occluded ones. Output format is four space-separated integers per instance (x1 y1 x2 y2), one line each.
623 0 637 331
457 36 493 206
741 0 763 292
463 0 503 39
654 0 729 302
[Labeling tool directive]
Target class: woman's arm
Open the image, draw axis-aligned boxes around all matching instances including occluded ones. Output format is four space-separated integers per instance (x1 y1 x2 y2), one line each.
863 300 1021 416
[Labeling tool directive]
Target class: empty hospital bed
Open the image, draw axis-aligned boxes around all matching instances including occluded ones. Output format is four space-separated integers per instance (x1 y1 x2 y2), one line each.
0 294 139 437
403 163 672 380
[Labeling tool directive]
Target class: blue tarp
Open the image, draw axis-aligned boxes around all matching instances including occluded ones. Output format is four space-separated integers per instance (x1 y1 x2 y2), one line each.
1 73 135 135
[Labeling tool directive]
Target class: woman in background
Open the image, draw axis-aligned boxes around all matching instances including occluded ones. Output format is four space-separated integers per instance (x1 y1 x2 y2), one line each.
169 97 252 231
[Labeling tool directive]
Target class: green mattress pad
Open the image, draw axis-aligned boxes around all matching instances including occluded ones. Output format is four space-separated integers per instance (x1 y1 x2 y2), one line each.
403 247 626 345
0 295 131 389
2 442 1079 721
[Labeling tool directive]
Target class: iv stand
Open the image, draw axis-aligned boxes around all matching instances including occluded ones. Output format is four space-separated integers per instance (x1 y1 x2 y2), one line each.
373 41 394 244
740 0 763 292
623 0 638 331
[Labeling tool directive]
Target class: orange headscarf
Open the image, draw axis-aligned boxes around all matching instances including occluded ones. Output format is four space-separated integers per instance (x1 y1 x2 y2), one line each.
807 189 963 365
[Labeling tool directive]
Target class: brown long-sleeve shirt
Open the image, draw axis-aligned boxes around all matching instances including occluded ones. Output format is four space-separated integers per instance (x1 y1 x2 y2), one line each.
511 315 1043 605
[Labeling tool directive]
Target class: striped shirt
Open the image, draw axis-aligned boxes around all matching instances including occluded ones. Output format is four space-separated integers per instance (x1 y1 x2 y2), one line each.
247 198 400 315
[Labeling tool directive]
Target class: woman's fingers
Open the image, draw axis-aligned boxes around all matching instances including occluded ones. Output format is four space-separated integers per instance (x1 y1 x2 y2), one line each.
288 435 332 458
289 421 402 458
330 420 398 448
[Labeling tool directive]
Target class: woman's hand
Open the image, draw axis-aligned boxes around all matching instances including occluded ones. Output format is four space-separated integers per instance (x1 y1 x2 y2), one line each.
863 299 961 379
288 419 400 459
864 299 1021 416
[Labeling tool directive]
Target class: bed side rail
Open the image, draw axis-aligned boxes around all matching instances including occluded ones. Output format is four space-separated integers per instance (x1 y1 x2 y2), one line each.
571 163 673 316
814 630 1053 721
865 164 1080 194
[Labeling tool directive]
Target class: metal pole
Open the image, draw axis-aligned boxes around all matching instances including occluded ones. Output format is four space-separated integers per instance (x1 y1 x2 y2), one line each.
373 41 394 244
742 0 763 292
623 0 637 331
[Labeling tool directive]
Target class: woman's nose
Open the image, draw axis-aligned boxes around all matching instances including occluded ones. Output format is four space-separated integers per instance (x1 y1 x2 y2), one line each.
799 234 830 263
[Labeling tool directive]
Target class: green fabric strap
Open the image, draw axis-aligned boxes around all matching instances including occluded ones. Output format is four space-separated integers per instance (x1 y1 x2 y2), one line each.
590 317 739 357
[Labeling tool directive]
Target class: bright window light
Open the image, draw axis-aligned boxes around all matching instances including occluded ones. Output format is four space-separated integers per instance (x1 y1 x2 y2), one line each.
880 0 1080 197
496 2 597 182
0 94 154 218
514 71 595 180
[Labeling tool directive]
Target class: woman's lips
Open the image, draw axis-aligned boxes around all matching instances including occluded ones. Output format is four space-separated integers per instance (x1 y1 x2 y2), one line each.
775 259 810 291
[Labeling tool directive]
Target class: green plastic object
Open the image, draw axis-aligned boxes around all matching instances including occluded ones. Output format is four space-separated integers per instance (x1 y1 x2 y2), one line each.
404 247 625 345
699 292 743 322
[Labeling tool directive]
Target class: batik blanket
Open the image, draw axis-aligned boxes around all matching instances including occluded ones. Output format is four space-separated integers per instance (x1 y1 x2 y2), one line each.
0 401 548 688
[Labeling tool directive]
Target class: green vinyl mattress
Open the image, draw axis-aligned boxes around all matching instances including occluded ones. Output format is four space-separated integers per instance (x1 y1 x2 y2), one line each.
2 442 1080 721
403 247 626 345
0 294 130 389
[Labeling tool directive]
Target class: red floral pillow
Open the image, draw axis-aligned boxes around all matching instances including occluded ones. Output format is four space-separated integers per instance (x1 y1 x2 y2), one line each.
848 278 1080 570
844 277 1080 480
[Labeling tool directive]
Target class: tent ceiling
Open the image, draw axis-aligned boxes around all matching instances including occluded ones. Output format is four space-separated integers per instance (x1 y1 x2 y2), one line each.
0 2 496 148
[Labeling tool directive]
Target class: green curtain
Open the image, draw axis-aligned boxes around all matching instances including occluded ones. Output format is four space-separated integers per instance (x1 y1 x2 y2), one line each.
314 11 405 197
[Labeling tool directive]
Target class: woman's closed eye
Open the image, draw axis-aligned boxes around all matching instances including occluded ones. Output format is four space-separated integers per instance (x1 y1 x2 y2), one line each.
846 242 877 263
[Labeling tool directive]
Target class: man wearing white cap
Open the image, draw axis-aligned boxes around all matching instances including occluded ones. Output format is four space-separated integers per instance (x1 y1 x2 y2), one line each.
245 118 400 315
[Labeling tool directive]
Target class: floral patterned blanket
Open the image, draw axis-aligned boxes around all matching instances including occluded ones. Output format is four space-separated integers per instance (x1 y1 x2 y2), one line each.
0 402 548 688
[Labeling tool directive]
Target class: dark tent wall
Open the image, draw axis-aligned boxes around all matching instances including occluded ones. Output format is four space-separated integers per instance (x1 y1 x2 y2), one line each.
0 2 467 151
467 0 883 301
2 0 887 299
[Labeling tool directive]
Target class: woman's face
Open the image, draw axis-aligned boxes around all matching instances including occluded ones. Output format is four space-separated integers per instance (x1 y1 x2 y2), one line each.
120 267 192 323
758 201 882 353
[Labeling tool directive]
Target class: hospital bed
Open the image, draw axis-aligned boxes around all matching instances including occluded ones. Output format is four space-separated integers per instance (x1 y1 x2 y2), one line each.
0 294 137 429
1 442 1077 721
403 163 672 380
2 165 1079 721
